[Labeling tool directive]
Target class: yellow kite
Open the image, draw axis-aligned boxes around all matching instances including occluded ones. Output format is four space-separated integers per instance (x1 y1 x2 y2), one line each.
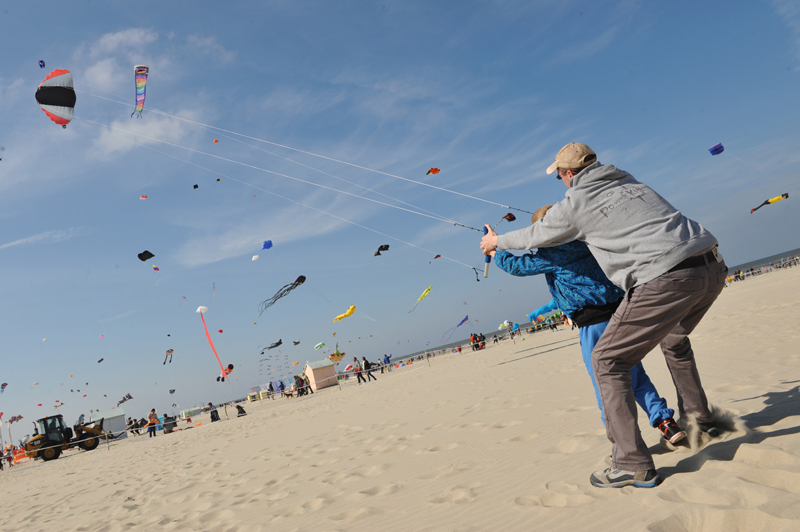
333 305 356 322
408 285 432 313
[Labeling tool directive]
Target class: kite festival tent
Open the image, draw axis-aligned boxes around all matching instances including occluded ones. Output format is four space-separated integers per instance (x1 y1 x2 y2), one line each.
304 359 337 391
89 408 127 440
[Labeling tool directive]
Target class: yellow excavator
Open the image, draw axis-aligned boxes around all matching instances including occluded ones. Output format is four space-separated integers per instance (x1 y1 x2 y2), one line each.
24 414 116 461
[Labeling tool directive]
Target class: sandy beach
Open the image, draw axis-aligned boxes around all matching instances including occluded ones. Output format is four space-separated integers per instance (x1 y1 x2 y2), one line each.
3 267 800 532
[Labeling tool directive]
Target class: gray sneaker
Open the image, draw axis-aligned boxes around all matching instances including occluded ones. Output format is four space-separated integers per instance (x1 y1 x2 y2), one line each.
590 467 661 488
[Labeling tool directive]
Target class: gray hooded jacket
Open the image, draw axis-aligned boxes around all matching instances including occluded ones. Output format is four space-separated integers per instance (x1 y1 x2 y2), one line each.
496 162 718 291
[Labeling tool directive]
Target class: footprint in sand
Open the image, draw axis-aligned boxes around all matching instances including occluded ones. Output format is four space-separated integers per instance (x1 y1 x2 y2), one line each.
419 464 468 480
515 481 596 508
329 507 381 521
491 420 522 429
548 438 594 454
430 482 480 504
416 442 459 454
509 433 539 442
360 484 402 496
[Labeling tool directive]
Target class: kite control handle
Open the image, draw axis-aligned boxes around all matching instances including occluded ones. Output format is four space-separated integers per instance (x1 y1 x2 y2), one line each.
483 227 491 278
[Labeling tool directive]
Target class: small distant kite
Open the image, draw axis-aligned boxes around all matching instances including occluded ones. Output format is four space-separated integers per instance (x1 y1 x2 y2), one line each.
218 329 223 333
193 184 199 189
292 340 300 346
262 240 273 250
374 244 390 256
97 358 104 363
169 389 176 395
314 342 325 350
333 305 356 322
751 193 789 214
163 349 174 365
441 315 469 343
140 195 148 200
117 393 133 407
43 338 48 342
152 265 159 271
409 285 432 313
39 60 45 68
138 250 155 261
131 65 149 118
252 255 259 261
263 339 282 352
36 69 76 129
427 168 440 175
709 143 724 156
292 361 299 366
259 275 306 316
213 139 219 143
0 383 6 394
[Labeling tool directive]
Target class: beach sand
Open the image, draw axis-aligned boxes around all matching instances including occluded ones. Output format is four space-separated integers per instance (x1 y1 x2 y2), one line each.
3 268 800 531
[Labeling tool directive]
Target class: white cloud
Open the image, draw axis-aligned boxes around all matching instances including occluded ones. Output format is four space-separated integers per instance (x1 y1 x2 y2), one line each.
0 227 89 250
83 57 124 92
90 112 200 155
553 26 620 63
172 194 362 267
772 0 800 63
90 29 159 59
186 35 237 64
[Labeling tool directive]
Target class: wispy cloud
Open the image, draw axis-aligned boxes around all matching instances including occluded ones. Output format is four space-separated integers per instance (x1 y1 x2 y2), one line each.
98 310 135 323
186 35 237 64
87 28 159 60
771 0 800 64
0 227 89 250
553 26 620 63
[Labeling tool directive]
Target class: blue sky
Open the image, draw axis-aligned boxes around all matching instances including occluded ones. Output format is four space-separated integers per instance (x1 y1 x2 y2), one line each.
1 1 799 432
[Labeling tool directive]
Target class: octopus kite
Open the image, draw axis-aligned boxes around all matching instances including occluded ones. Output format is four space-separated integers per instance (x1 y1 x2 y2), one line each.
259 276 306 316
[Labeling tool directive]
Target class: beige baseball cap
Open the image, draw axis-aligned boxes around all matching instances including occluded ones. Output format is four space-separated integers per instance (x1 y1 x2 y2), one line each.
546 143 597 175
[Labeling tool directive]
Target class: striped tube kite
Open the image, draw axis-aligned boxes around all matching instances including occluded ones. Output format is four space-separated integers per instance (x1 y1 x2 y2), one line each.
751 193 789 214
35 69 75 128
131 65 149 118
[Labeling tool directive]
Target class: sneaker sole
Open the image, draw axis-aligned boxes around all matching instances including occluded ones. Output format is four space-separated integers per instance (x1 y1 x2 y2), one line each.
668 431 686 444
590 475 662 489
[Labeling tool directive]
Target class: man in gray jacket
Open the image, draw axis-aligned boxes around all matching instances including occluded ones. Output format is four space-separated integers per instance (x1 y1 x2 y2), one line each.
481 143 727 489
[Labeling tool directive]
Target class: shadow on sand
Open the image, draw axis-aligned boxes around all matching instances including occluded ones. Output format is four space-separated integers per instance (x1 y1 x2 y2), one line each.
655 383 800 479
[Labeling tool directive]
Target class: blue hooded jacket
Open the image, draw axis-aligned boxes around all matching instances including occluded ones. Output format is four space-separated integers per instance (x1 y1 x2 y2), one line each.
494 240 624 319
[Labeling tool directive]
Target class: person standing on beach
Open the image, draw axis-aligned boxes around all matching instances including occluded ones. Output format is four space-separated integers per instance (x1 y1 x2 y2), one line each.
354 357 367 384
302 373 314 394
147 409 158 438
481 143 726 489
487 205 685 443
362 357 377 381
383 353 392 373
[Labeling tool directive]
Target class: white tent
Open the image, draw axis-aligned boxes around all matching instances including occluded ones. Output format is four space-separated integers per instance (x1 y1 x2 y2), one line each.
89 408 127 440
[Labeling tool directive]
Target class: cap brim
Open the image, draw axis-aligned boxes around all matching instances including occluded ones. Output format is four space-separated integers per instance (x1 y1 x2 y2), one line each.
546 161 558 175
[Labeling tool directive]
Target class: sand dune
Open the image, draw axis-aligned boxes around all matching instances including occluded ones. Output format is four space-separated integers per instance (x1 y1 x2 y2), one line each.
3 269 800 531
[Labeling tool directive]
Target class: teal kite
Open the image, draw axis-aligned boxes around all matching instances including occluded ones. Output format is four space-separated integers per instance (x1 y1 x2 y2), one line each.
131 65 149 118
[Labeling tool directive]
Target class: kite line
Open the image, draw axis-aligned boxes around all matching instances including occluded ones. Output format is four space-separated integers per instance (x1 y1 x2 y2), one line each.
85 122 484 275
81 118 483 232
77 89 534 215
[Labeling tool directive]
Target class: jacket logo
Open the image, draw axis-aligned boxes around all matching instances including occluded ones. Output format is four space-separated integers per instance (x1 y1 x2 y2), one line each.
598 187 646 217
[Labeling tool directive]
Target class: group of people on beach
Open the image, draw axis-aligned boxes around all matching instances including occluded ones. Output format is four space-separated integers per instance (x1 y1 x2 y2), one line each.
481 143 727 489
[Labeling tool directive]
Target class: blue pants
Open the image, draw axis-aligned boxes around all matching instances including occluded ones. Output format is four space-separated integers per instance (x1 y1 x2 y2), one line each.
579 321 674 427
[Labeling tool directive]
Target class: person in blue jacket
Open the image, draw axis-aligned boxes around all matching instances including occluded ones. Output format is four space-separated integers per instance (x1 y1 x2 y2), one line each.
383 354 392 373
489 205 685 444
